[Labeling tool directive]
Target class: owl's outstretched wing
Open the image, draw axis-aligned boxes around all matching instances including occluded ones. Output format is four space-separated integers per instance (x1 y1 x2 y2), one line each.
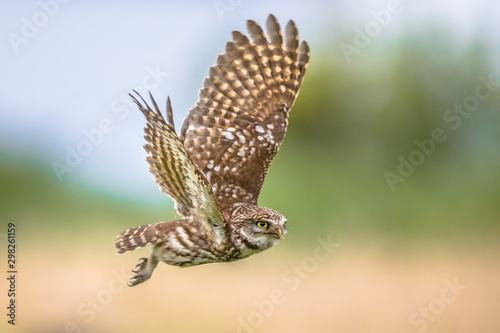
131 92 226 233
180 14 310 212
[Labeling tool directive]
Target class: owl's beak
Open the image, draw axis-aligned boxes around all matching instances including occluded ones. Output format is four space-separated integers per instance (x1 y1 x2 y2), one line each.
272 227 283 240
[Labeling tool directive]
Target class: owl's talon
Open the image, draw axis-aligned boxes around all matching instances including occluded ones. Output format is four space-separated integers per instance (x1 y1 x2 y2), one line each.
128 257 155 286
128 273 149 287
133 258 148 270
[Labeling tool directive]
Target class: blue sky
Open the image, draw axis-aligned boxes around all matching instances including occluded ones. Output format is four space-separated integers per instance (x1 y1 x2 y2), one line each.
1 0 497 204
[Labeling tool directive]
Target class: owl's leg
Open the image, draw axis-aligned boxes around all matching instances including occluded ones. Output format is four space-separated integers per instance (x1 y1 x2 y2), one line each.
128 254 159 287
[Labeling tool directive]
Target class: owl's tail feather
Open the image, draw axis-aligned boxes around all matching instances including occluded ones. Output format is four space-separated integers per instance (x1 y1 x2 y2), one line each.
115 221 171 254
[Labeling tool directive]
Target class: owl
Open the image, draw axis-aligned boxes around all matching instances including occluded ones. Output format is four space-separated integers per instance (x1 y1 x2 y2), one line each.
115 14 309 286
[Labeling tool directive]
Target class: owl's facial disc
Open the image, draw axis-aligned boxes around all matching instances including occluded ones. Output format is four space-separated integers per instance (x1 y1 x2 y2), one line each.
254 218 287 240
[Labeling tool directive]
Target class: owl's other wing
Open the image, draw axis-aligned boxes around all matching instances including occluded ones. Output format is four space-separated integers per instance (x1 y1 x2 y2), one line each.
131 92 226 235
180 14 310 212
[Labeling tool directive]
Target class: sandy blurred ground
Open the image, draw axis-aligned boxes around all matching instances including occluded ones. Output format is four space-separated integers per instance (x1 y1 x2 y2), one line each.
1 235 499 333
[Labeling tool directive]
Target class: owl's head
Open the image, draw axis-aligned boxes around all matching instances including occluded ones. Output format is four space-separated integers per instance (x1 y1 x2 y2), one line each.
230 203 288 250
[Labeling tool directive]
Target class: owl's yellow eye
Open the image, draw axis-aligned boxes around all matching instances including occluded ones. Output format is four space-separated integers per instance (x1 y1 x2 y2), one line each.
256 221 269 228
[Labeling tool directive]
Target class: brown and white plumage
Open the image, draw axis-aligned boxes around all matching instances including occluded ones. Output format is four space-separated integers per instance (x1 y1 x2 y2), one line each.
181 15 309 210
115 14 309 286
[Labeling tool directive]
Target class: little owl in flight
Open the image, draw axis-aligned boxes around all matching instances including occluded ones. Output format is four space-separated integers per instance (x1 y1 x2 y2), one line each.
115 14 309 286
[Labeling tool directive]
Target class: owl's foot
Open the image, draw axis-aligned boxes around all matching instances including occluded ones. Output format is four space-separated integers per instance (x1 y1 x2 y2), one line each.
128 256 158 287
131 257 148 274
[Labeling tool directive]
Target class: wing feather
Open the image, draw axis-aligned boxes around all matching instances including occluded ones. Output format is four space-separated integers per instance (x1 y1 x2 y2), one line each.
131 91 226 234
180 15 309 212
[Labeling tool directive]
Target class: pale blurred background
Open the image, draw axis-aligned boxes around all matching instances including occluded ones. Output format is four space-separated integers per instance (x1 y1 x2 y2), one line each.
1 1 499 332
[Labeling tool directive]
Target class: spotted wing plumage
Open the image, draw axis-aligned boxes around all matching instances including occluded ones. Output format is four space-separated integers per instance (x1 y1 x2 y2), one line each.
115 220 181 254
131 92 226 230
180 14 310 211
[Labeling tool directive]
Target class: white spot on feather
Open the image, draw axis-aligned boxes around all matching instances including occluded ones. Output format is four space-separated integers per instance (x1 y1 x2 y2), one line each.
236 132 246 143
168 234 185 252
255 125 265 133
222 131 234 140
177 227 194 247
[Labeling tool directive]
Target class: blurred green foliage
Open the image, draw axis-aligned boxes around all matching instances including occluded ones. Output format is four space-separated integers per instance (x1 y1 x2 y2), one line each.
0 154 169 244
262 30 500 242
2 29 499 246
